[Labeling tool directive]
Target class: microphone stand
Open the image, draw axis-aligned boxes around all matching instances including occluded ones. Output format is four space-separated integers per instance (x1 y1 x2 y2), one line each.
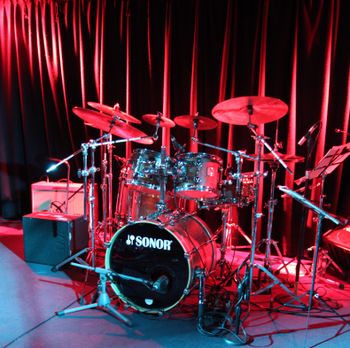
294 131 317 293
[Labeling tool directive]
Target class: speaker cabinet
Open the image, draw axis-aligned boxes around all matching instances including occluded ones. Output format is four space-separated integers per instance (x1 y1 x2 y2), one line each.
323 225 350 279
23 212 89 266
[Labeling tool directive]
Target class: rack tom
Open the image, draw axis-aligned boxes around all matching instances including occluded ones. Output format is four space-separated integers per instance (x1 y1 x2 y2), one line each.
174 152 223 200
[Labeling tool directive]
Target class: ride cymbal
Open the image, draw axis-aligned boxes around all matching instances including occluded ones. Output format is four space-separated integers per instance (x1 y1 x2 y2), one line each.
142 114 175 128
87 101 141 124
174 115 217 130
72 107 153 145
212 96 288 125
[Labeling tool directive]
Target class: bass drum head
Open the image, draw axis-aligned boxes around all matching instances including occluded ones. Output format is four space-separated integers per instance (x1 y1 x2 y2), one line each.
105 215 215 313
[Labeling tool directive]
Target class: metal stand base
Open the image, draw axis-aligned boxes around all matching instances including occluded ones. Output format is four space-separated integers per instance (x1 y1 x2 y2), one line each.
56 266 132 327
51 247 91 272
256 238 291 278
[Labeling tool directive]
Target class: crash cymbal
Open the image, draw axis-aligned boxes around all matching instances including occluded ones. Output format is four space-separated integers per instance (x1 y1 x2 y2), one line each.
87 101 141 124
248 151 304 163
73 107 115 128
142 114 175 128
212 96 288 125
73 107 153 145
174 115 217 130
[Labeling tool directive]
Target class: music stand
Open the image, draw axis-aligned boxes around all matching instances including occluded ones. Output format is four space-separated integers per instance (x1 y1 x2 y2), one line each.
308 143 350 180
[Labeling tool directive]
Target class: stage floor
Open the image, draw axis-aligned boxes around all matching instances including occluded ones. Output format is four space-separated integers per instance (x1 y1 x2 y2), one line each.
1 218 350 348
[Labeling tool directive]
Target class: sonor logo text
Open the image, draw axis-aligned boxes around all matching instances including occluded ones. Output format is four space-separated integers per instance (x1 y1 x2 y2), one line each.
126 235 173 250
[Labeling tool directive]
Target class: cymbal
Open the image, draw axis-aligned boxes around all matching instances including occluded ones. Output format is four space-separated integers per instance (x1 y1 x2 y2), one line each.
212 96 288 125
87 102 141 124
72 107 153 145
142 114 175 128
174 115 217 130
248 151 304 163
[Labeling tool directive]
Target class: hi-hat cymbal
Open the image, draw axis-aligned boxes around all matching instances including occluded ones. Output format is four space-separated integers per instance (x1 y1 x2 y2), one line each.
174 115 217 130
142 114 175 128
247 151 304 163
87 102 141 124
212 96 288 125
72 107 153 145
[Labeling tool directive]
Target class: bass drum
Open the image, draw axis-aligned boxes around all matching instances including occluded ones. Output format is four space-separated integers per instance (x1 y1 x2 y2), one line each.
105 214 216 313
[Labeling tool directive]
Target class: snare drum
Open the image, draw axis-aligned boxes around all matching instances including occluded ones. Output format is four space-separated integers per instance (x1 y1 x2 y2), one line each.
105 213 216 313
174 152 223 200
122 149 173 194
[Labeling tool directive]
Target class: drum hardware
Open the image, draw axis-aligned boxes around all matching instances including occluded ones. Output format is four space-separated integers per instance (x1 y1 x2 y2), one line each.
49 137 106 271
49 132 156 271
253 153 304 277
209 98 305 328
278 186 345 313
170 135 186 154
99 135 115 245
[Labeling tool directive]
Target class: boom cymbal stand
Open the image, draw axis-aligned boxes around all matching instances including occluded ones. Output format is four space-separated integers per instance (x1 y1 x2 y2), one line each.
99 133 115 245
50 134 155 271
49 135 109 271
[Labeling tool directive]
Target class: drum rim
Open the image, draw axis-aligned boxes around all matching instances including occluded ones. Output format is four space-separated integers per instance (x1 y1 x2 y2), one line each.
131 148 160 156
175 152 223 164
105 220 193 313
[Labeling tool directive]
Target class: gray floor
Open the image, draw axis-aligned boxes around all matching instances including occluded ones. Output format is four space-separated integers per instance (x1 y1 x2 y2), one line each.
1 219 350 348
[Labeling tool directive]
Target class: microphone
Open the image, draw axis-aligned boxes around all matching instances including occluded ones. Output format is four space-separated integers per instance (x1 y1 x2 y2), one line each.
335 128 350 136
151 275 169 294
298 121 321 146
171 136 186 153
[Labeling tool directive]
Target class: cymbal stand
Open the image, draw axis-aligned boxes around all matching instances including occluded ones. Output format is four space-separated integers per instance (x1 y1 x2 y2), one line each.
233 126 304 321
218 152 245 277
99 133 115 245
51 139 99 270
51 134 155 271
257 159 289 275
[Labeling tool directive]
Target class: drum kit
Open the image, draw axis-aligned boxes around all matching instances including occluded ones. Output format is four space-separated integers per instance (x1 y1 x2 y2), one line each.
52 96 308 334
